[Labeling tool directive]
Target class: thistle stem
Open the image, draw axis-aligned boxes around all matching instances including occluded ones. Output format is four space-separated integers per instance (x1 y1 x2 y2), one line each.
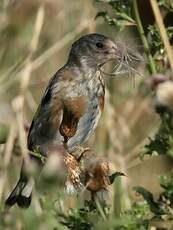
0 124 9 144
149 0 173 72
133 0 157 74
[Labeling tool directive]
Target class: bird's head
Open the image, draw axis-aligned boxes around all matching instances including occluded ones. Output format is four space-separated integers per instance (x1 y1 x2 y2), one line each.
68 33 119 69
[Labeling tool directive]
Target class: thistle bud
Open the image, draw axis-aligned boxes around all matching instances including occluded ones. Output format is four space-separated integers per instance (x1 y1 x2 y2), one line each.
155 81 173 113
42 153 66 183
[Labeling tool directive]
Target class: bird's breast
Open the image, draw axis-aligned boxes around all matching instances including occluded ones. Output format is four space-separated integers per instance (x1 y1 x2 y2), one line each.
86 72 105 111
66 72 105 150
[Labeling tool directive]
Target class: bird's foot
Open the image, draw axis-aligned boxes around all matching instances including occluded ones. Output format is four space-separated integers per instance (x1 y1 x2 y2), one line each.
77 146 91 162
69 146 91 161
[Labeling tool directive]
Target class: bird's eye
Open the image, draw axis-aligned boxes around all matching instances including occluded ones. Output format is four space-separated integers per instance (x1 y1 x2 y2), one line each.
96 42 104 48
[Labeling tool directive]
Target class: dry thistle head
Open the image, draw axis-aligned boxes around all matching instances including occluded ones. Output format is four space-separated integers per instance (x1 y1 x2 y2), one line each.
63 151 125 202
64 153 84 193
146 74 173 113
84 159 110 194
145 73 170 90
99 40 144 80
64 152 110 195
155 80 173 112
40 145 68 188
82 158 125 201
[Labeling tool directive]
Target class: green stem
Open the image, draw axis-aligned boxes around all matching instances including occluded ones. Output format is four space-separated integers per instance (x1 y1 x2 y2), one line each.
133 0 157 74
0 124 9 144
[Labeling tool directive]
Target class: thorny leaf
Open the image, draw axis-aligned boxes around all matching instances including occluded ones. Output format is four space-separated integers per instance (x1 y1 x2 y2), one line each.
133 186 164 215
95 0 134 29
145 113 173 156
109 171 125 184
160 173 173 208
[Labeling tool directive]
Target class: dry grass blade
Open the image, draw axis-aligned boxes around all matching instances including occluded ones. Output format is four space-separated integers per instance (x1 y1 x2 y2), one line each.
114 46 144 78
20 5 45 93
0 19 95 94
150 0 173 72
12 5 45 160
0 122 16 202
28 19 94 73
0 58 24 85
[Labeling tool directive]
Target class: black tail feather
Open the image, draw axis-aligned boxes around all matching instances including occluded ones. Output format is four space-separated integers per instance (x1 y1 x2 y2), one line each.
5 192 18 207
5 179 32 209
5 180 20 207
17 194 32 208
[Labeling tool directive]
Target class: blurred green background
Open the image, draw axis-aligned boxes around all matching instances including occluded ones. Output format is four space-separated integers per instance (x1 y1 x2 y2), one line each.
0 0 173 229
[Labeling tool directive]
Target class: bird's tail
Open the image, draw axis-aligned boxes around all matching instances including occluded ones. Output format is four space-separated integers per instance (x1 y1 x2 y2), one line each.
5 178 33 208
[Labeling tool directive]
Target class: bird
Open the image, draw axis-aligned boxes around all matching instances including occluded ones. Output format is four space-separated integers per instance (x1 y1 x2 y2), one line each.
5 33 119 208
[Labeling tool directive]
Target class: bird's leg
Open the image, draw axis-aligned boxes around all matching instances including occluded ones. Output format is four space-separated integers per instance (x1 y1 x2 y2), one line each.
63 136 69 150
68 145 90 161
77 146 91 162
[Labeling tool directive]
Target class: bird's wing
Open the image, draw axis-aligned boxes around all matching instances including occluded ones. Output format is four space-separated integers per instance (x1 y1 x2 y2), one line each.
27 83 63 152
